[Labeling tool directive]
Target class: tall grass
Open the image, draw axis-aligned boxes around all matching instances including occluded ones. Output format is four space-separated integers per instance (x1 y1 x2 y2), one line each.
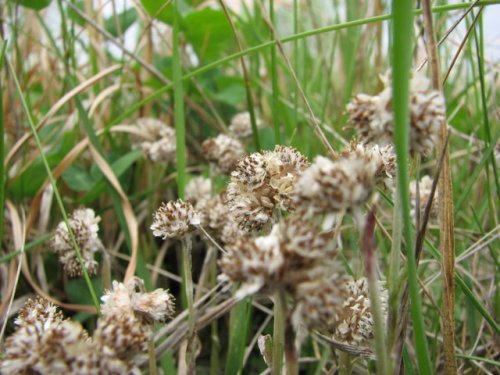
0 0 499 373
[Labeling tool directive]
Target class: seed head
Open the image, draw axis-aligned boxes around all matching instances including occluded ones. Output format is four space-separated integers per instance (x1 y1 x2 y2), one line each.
339 142 396 188
226 145 308 230
1 298 92 375
332 278 388 345
133 118 176 163
346 74 445 155
185 176 212 208
151 199 201 239
293 155 376 218
219 217 337 298
100 277 175 324
201 134 245 174
229 111 262 138
51 208 102 277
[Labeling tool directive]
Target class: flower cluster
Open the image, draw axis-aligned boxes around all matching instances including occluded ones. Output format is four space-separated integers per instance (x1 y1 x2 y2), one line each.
346 74 445 155
226 145 308 231
219 217 337 298
0 279 175 374
228 111 263 139
201 134 245 174
151 199 201 239
51 208 103 277
133 118 176 163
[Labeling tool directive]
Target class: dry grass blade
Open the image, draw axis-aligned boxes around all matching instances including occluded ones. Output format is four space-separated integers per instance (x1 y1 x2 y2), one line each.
4 64 121 167
0 201 25 340
421 1 457 373
88 145 138 282
313 333 376 360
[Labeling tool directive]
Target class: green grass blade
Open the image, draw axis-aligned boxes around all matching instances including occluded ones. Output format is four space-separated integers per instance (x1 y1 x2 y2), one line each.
225 298 252 375
391 0 432 373
172 0 186 199
5 56 100 312
0 41 6 248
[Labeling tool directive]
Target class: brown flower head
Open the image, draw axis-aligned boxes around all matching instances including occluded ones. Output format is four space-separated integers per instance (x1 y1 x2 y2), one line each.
226 145 309 231
339 142 396 188
100 277 175 324
332 278 388 345
293 155 376 218
51 208 103 277
151 199 201 239
202 134 245 174
185 176 212 208
0 298 92 375
229 111 263 139
219 217 338 298
346 74 445 155
133 118 176 163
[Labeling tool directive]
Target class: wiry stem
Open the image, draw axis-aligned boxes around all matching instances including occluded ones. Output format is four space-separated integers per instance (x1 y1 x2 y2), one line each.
272 289 286 375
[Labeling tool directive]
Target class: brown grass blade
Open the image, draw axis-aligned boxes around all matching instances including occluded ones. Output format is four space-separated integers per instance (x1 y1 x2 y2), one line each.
420 1 457 373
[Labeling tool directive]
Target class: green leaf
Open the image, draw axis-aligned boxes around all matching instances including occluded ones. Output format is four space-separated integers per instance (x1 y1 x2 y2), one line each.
211 76 245 106
67 0 86 27
80 149 142 204
65 278 103 306
183 8 234 61
140 0 187 25
13 0 52 10
104 8 138 37
225 298 252 375
62 166 95 192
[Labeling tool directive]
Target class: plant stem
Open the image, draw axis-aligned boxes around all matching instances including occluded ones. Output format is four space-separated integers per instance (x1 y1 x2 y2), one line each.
272 289 286 375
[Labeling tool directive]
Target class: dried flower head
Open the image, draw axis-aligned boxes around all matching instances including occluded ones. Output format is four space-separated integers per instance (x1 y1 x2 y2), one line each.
339 142 396 188
100 277 175 324
229 111 262 138
51 208 103 277
226 145 308 230
293 155 376 218
185 176 212 208
292 273 350 331
201 134 245 174
1 297 92 375
410 175 438 220
133 118 176 162
346 74 445 155
151 199 201 239
219 217 337 298
332 278 388 345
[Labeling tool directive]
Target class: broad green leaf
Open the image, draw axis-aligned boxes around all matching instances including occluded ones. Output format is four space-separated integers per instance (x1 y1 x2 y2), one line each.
62 166 95 192
104 7 137 37
183 8 234 61
13 0 52 10
67 0 85 26
211 76 245 106
65 278 103 306
140 0 188 25
80 149 142 204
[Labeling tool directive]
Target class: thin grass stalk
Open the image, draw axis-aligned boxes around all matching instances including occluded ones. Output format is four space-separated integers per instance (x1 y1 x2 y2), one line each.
0 41 6 248
388 178 402 345
391 1 432 373
172 0 186 198
421 1 457 373
5 57 100 312
270 0 281 145
284 319 298 375
272 289 286 375
181 236 195 371
363 211 389 375
218 0 261 150
107 1 500 130
472 9 500 199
